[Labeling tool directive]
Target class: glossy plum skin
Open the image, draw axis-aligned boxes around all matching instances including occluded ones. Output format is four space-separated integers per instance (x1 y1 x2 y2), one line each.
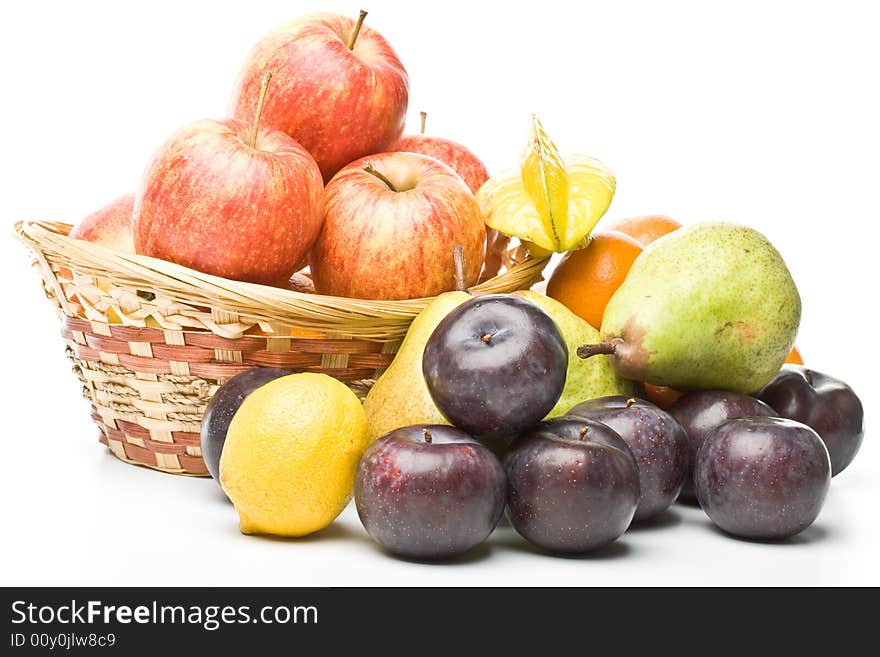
355 425 506 560
669 391 775 501
695 417 831 539
505 418 640 554
200 367 293 481
567 396 688 521
422 295 568 439
758 365 864 476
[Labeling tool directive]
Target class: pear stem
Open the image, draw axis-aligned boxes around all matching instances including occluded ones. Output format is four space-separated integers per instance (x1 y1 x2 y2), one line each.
452 244 468 292
349 10 368 49
420 111 427 135
363 163 398 192
248 71 272 149
422 427 433 444
577 342 618 359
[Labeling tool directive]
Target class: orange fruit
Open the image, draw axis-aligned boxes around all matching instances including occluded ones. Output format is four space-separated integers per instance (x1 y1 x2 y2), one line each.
643 384 683 410
547 231 643 330
606 214 682 246
785 346 804 365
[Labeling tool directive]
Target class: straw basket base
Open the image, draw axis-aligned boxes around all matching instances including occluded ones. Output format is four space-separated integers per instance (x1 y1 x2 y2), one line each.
97 428 209 477
68 345 376 476
69 348 212 475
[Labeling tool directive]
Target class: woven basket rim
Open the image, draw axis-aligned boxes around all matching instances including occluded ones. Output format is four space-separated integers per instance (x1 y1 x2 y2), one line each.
15 220 549 341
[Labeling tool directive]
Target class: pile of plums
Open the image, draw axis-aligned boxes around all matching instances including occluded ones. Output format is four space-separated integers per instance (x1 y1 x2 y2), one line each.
352 295 865 559
199 296 864 560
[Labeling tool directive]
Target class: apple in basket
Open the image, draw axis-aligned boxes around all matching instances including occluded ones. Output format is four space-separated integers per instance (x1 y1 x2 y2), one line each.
230 10 409 183
64 193 136 291
392 112 489 194
310 151 486 300
69 193 136 252
134 74 324 286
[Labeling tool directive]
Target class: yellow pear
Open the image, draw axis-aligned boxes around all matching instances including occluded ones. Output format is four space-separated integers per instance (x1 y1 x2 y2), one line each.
364 290 470 439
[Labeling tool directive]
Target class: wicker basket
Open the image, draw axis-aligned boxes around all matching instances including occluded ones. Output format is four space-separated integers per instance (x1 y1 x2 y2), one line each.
15 220 548 476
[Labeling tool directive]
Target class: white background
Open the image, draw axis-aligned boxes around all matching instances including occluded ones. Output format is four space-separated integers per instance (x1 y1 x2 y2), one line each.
1 0 877 586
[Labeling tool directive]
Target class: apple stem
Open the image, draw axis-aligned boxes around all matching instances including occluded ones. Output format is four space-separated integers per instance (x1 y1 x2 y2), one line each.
349 10 368 49
249 71 272 149
422 427 433 444
577 342 618 359
453 245 469 292
420 111 427 135
363 163 399 192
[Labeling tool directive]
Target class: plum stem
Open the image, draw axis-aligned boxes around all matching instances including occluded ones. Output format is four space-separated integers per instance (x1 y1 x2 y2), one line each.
480 333 494 344
363 163 399 192
578 426 589 441
422 427 433 444
420 111 427 135
248 71 272 149
625 398 636 408
349 10 368 49
577 341 618 359
453 245 468 292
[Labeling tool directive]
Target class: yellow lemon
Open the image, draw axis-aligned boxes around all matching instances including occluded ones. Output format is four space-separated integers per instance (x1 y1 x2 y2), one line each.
220 373 370 537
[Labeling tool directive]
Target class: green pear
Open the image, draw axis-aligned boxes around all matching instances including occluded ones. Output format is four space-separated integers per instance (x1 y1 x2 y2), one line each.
364 291 470 439
513 290 635 417
580 222 800 393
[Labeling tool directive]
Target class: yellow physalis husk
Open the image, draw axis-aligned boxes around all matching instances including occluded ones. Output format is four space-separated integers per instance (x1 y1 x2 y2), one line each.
476 115 616 253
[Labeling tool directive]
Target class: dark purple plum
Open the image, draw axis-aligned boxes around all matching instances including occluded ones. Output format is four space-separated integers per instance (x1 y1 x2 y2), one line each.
695 417 831 539
200 367 293 482
422 294 568 439
355 424 506 560
505 417 640 554
758 365 864 476
567 396 688 521
669 391 775 501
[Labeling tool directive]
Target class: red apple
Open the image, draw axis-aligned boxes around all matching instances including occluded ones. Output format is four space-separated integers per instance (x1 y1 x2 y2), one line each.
69 194 136 252
134 76 324 285
230 11 409 183
311 151 486 300
392 112 489 194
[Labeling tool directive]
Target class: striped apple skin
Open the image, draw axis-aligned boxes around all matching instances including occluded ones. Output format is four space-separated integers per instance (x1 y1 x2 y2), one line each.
393 136 489 195
70 194 136 253
230 12 409 183
311 152 486 301
133 118 324 285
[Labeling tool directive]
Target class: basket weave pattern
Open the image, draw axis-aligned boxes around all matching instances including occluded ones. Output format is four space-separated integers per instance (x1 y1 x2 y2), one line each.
16 220 548 476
